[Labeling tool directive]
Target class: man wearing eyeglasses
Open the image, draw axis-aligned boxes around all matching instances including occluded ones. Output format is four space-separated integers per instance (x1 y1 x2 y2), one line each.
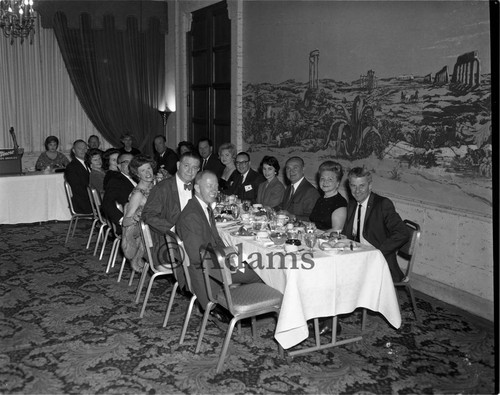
102 153 136 230
228 152 265 204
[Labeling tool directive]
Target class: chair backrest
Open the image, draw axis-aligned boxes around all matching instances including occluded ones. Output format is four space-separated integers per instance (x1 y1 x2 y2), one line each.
87 186 98 217
140 221 157 272
64 181 77 215
165 230 194 293
109 202 123 237
200 243 235 312
90 187 107 224
397 219 421 279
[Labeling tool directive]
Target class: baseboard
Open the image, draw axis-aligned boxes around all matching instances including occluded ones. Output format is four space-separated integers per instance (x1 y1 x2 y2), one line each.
412 273 494 322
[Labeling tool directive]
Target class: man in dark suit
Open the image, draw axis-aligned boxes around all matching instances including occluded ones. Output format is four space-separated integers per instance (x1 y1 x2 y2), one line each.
228 151 265 204
153 134 178 178
342 167 410 282
142 151 201 283
198 137 224 178
64 139 92 214
176 170 262 319
102 153 135 229
277 156 320 221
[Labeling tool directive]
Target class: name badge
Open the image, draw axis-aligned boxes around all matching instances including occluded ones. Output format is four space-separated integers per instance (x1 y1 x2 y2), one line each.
244 185 253 192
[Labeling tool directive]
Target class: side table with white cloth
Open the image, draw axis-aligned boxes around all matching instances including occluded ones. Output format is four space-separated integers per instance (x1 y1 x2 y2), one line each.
0 172 71 224
217 222 402 355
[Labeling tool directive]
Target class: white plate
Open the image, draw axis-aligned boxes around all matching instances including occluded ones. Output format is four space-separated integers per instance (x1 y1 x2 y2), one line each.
230 230 256 237
216 220 237 227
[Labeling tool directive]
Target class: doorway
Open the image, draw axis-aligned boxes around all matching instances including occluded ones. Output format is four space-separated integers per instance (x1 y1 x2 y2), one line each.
187 0 231 151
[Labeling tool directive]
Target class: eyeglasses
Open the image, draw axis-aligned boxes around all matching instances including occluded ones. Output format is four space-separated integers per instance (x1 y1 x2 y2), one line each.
119 160 130 165
235 160 249 165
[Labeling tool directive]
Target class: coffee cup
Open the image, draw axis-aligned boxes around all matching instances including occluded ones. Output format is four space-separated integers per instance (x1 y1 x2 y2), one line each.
284 243 299 253
256 230 268 241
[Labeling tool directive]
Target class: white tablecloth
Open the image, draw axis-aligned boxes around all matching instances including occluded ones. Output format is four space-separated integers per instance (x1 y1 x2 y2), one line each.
0 172 71 224
218 224 402 349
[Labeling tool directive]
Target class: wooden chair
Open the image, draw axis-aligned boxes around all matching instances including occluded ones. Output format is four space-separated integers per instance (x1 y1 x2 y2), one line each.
136 221 173 318
160 231 198 345
196 243 283 373
63 181 93 245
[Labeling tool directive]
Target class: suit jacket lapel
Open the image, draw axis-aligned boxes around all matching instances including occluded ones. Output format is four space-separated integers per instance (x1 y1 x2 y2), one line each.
171 178 182 213
283 185 293 210
193 197 218 241
364 193 375 226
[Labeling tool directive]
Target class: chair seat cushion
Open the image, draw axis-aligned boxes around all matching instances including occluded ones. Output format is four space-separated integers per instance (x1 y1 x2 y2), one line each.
216 283 282 315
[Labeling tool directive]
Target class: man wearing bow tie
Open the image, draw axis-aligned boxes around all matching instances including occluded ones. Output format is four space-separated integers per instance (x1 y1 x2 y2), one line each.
142 152 201 281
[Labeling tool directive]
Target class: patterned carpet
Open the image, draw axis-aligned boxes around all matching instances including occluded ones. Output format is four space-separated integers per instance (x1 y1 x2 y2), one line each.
0 221 496 394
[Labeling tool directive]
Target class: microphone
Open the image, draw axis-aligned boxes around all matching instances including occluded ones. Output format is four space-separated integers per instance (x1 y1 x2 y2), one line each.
9 127 19 152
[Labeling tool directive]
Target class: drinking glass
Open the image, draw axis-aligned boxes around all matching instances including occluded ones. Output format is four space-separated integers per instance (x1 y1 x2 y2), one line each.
242 200 251 212
304 233 317 252
231 204 240 220
305 222 316 233
252 221 262 232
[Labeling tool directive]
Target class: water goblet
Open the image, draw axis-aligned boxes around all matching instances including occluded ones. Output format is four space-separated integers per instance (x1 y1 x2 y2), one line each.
304 233 317 252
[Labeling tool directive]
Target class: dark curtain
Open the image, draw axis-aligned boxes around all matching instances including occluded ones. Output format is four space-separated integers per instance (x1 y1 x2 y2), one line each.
52 12 165 155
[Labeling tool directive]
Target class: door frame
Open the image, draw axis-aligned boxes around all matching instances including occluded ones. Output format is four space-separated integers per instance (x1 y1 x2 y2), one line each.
171 0 243 151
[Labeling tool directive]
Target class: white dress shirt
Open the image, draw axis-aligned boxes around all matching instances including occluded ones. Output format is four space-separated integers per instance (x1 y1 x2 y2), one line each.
176 174 193 211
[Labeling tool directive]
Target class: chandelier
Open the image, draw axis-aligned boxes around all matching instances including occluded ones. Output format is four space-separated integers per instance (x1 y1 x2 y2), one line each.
0 0 35 44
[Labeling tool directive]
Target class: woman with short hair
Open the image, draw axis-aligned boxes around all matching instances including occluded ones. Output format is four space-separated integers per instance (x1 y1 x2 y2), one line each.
218 142 238 194
121 155 157 271
86 148 106 194
256 155 285 209
35 136 69 171
309 160 347 231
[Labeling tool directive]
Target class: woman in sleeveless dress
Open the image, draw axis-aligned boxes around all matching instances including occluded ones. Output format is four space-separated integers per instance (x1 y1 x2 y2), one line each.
217 142 238 195
121 155 156 271
309 161 347 231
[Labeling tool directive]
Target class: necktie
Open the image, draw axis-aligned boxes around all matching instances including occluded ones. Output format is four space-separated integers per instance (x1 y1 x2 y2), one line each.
285 185 295 208
234 173 244 197
207 206 217 231
202 159 207 171
355 204 362 242
184 183 192 191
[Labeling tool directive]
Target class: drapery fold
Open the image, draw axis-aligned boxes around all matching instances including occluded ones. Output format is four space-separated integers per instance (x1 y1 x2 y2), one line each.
52 11 166 154
0 17 102 152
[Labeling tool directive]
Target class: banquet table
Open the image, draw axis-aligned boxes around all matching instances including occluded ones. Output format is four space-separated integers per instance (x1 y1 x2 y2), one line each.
0 172 71 224
217 223 402 353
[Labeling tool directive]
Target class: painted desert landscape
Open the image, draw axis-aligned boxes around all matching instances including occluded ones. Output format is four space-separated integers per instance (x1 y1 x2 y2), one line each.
242 72 492 217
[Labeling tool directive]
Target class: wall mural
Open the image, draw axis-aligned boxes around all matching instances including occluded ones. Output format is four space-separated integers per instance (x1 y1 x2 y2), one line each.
242 1 491 217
